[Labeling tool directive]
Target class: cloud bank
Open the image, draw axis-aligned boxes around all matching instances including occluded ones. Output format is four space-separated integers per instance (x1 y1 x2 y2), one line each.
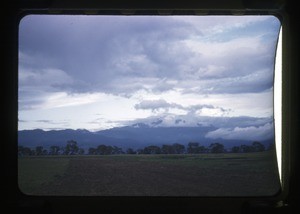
18 15 280 132
205 123 274 141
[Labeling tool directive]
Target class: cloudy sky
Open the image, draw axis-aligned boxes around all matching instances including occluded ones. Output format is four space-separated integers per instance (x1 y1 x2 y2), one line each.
18 15 280 139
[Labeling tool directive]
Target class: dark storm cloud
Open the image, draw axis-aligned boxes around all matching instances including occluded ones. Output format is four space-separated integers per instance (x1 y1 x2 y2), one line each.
19 15 200 94
19 15 281 99
18 16 280 131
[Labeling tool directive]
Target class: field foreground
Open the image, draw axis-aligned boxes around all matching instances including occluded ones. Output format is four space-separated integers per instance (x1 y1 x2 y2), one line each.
18 152 280 196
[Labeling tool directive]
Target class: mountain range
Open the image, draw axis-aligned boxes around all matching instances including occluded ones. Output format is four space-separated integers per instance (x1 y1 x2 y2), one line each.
18 122 274 150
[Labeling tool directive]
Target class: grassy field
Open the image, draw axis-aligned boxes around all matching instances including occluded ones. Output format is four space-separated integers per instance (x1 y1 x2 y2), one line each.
18 151 281 196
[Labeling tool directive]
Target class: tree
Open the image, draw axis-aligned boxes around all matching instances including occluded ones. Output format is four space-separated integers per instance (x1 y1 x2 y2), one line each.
18 146 34 156
187 142 198 154
231 146 240 153
172 143 185 154
240 144 254 153
88 147 97 155
35 146 44 156
78 148 85 155
106 146 113 154
252 141 265 152
126 148 136 154
268 143 275 150
136 148 145 154
187 142 206 154
161 144 175 154
65 140 79 155
50 146 60 155
18 146 24 156
42 149 48 155
58 146 65 155
209 143 225 153
97 145 113 155
97 145 107 155
143 145 161 154
112 146 123 154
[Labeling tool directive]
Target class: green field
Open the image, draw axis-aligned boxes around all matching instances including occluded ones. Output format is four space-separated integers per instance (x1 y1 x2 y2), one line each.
18 151 281 196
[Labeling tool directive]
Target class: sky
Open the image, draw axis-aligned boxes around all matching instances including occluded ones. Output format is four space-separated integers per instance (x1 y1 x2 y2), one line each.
18 15 281 140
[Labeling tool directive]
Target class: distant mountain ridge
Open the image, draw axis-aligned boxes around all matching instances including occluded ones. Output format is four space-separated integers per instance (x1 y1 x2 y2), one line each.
18 122 274 150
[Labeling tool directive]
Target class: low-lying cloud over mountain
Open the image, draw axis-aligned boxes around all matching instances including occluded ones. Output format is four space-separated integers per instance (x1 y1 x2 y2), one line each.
19 115 274 150
205 122 274 141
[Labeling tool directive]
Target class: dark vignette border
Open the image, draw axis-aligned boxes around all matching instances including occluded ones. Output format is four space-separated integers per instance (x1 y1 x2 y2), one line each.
2 0 299 213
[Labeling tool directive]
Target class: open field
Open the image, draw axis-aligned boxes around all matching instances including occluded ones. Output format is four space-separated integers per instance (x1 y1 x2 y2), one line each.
18 151 280 196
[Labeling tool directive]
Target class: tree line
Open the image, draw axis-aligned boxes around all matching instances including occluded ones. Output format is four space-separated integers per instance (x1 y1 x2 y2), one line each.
18 140 274 156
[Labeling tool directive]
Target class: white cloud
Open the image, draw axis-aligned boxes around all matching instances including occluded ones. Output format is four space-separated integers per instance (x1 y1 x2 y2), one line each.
134 99 230 116
183 35 274 80
134 99 182 112
205 122 274 141
40 92 102 109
